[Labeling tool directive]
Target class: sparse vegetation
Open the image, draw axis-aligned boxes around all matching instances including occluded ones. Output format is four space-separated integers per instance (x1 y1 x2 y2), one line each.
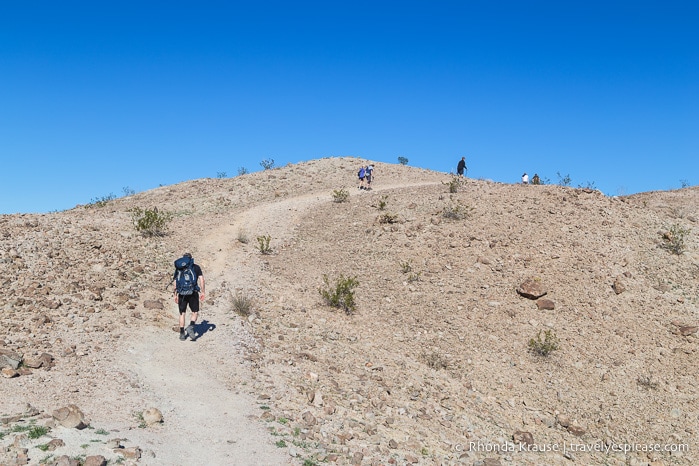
422 351 449 370
378 213 399 224
237 228 249 244
637 374 659 390
28 425 49 439
319 274 359 314
231 292 253 317
275 439 287 448
442 203 472 220
377 195 388 210
216 171 227 178
556 172 572 187
680 179 690 188
122 186 136 196
662 223 690 255
444 176 461 193
87 193 117 208
260 158 275 170
134 411 147 429
238 167 249 176
407 271 422 283
399 259 412 273
397 156 409 165
257 235 272 254
528 329 560 357
332 188 350 203
37 443 50 451
131 207 173 236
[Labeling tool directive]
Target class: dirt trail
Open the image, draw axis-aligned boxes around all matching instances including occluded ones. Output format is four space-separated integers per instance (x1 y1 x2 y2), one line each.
114 181 440 465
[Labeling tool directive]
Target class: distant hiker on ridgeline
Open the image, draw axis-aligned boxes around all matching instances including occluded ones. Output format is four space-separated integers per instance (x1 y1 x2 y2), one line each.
456 157 467 177
358 165 367 190
365 164 375 190
173 253 205 341
521 173 529 185
531 173 541 185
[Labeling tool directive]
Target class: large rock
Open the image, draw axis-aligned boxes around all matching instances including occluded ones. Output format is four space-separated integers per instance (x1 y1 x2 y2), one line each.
0 349 23 370
516 277 548 300
52 404 88 429
142 407 163 425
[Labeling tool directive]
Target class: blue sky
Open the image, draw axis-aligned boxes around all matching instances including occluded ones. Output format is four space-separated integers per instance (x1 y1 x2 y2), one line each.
2 1 697 214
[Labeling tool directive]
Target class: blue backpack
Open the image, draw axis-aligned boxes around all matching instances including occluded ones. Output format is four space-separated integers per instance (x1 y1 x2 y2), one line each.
358 167 366 178
174 256 198 295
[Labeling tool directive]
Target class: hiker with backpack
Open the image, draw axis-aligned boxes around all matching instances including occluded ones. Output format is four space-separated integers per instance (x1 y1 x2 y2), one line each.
173 253 205 341
365 164 375 190
358 165 367 189
456 157 467 177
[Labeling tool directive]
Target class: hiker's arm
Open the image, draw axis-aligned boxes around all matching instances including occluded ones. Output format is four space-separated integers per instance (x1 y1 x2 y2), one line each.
199 275 206 300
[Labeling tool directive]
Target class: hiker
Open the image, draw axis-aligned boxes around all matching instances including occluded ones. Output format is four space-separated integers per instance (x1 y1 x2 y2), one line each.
173 253 205 341
358 165 367 189
365 164 375 190
521 173 529 184
456 157 467 177
531 173 541 185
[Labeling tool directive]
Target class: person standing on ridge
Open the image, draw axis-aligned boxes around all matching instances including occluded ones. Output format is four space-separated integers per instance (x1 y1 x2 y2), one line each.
457 157 467 177
173 253 205 341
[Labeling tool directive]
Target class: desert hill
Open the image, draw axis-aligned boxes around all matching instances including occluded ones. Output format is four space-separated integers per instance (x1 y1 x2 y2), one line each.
1 156 697 466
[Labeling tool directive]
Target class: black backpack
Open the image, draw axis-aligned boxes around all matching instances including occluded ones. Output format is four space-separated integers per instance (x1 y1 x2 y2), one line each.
174 256 198 295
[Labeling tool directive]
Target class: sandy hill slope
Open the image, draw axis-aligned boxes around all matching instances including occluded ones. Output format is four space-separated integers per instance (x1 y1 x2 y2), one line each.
1 156 697 466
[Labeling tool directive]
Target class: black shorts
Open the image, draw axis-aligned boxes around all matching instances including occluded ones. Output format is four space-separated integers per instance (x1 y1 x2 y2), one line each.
178 292 200 314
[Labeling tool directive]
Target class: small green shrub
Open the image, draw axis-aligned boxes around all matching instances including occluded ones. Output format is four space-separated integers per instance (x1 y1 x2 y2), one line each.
637 374 659 390
332 188 350 203
122 186 136 196
131 207 173 236
399 259 412 273
231 292 253 317
442 204 473 220
556 172 572 186
216 171 227 178
397 156 408 165
94 428 109 435
37 443 50 452
238 167 249 176
260 158 275 170
377 195 388 210
28 426 49 439
662 224 690 255
257 235 272 254
275 439 287 448
528 330 560 357
319 274 359 314
407 271 422 283
443 176 460 193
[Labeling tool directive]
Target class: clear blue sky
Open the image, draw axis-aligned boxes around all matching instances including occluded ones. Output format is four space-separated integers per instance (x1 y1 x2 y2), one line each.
2 1 697 214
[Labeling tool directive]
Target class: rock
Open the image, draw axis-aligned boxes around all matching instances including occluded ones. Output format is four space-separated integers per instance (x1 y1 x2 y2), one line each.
143 300 164 310
52 456 81 466
142 408 163 425
557 415 571 427
678 326 698 336
0 349 23 369
302 411 317 426
1 367 19 378
516 277 547 300
612 277 626 294
118 447 142 459
388 439 398 449
536 298 555 310
46 438 66 450
567 423 586 436
83 456 108 466
52 404 88 429
513 430 534 446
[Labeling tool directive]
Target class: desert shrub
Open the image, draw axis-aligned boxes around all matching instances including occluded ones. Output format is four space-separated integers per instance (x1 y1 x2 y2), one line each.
216 171 227 178
399 259 412 273
231 292 253 317
131 207 173 236
443 176 460 193
87 193 117 208
637 374 659 390
556 172 572 187
377 195 388 210
397 156 408 165
28 426 49 439
407 271 422 283
332 188 350 203
442 204 472 220
238 167 249 176
257 235 272 254
122 186 135 196
528 330 560 357
662 224 690 255
680 179 690 188
260 158 275 170
237 228 249 244
319 274 358 314
378 213 399 224
422 351 449 370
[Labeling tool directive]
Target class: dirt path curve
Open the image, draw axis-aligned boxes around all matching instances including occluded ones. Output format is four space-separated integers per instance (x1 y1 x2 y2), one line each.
118 181 439 465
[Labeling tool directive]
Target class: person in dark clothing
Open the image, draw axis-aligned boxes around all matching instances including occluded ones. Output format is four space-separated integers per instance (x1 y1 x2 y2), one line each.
456 157 467 177
173 253 206 341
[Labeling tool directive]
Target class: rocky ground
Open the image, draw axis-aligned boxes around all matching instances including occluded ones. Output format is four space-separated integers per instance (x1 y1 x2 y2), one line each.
1 156 697 466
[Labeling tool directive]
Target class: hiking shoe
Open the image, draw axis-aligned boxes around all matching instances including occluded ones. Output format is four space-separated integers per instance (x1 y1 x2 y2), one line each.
185 324 196 340
179 331 186 341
